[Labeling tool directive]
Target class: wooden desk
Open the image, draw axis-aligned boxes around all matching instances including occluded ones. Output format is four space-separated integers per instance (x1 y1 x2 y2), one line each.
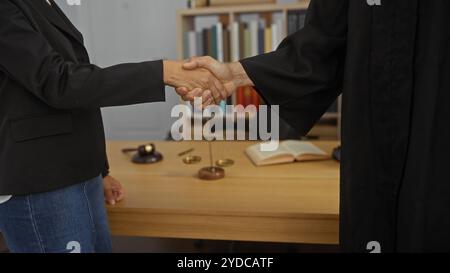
106 141 340 245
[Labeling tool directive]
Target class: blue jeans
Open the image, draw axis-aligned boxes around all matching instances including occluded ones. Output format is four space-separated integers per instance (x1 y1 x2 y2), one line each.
0 175 112 253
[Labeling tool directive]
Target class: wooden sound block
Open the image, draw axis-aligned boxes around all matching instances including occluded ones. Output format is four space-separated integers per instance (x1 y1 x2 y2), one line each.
198 167 225 180
132 152 163 164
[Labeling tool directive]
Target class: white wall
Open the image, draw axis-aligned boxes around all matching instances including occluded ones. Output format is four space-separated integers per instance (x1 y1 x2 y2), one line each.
56 0 187 140
56 0 297 140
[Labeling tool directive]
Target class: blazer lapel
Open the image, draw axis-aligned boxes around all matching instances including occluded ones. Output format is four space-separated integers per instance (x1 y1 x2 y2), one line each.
29 0 83 45
50 0 84 43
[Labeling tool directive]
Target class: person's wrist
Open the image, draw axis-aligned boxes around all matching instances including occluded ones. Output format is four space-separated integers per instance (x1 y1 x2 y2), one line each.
163 60 182 87
229 62 253 88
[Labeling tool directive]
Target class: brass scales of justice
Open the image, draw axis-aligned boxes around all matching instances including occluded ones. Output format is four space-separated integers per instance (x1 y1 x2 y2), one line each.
180 142 234 181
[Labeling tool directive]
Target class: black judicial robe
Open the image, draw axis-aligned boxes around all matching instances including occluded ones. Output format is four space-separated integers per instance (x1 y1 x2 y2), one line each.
240 0 450 252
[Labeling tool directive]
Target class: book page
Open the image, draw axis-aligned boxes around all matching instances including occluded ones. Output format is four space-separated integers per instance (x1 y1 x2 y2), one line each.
280 141 327 159
245 142 294 166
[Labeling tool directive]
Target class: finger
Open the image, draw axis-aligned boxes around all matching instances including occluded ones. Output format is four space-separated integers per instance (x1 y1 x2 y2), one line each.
110 180 125 202
175 87 189 97
201 75 221 104
201 90 212 102
189 88 204 98
104 187 116 205
208 78 223 104
183 56 214 70
182 88 203 101
211 76 227 101
202 97 214 108
178 87 192 101
201 90 213 107
111 180 123 191
182 57 200 70
113 189 125 202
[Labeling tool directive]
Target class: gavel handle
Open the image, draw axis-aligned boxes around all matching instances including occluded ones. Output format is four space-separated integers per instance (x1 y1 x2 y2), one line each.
122 148 138 154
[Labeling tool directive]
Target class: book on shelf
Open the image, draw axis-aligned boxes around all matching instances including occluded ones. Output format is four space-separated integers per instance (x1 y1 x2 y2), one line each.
183 31 200 59
211 24 218 59
264 27 272 53
223 28 230 64
184 23 231 108
196 32 204 57
245 140 329 167
287 10 307 35
182 18 286 108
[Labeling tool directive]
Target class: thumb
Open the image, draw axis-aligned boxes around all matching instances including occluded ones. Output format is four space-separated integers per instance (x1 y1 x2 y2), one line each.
182 58 200 70
183 56 213 70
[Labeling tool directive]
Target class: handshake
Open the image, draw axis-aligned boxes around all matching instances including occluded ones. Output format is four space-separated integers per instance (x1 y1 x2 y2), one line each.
163 56 253 107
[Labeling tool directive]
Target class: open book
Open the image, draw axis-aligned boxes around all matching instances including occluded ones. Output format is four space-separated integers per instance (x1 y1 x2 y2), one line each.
246 141 330 166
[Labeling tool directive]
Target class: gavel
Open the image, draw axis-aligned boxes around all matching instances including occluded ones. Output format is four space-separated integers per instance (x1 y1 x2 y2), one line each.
122 143 163 164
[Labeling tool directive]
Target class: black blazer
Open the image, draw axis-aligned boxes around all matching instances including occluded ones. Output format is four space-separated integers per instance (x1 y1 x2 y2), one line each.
0 0 165 195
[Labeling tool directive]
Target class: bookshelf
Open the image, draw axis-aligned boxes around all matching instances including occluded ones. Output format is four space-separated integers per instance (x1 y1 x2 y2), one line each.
176 1 341 140
177 2 310 58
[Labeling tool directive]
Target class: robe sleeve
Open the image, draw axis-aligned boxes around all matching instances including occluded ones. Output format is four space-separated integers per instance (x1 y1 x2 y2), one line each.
240 0 348 135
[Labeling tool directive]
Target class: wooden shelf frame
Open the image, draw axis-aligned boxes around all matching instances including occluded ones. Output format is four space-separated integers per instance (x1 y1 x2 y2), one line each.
178 2 310 16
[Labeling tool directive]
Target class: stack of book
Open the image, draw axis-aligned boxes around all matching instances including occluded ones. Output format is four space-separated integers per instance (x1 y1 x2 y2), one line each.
183 19 286 107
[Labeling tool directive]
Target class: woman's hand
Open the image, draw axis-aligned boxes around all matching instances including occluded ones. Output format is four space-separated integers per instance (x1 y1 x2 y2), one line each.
163 60 224 105
103 175 125 205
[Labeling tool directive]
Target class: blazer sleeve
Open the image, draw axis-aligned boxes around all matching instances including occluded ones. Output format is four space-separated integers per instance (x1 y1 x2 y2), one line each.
0 0 165 110
240 0 348 135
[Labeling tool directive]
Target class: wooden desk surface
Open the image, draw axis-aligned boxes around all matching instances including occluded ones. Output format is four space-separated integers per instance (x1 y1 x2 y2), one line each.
106 141 340 245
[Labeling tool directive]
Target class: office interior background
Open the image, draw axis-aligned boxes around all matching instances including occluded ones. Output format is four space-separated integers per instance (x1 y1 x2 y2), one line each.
1 0 339 253
59 0 299 141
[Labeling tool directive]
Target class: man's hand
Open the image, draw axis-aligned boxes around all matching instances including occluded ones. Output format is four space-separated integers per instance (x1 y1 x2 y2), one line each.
177 56 254 102
163 60 224 106
103 175 125 205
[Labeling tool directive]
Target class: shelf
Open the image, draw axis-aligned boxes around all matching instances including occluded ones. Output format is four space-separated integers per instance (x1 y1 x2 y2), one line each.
175 1 341 140
177 2 309 17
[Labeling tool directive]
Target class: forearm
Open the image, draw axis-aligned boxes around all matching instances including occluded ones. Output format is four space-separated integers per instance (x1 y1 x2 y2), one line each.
34 61 165 109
